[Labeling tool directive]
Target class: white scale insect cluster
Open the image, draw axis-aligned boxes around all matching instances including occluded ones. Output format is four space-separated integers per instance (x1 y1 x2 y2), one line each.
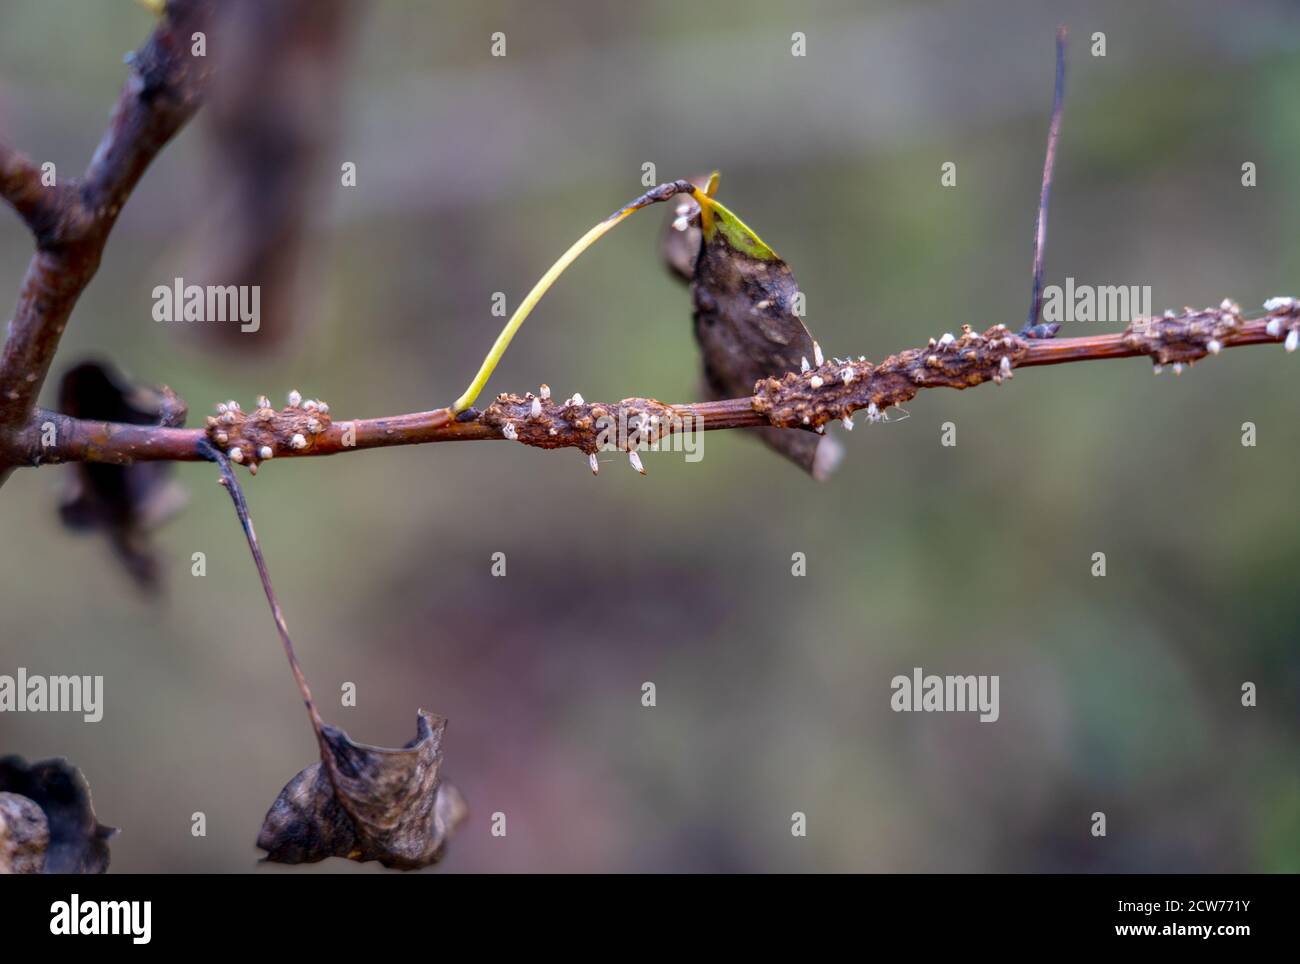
1138 298 1300 375
204 389 332 473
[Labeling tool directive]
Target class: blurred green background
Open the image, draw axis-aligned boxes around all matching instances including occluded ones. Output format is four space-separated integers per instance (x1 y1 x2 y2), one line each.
1 0 1297 872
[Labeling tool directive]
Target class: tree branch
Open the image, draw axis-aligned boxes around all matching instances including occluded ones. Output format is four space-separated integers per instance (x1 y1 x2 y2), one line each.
5 301 1295 472
0 0 213 447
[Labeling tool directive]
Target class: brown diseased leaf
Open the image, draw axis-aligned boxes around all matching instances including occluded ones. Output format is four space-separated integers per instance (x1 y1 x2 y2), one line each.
0 756 116 873
258 710 467 870
0 792 50 873
57 360 189 591
664 181 842 479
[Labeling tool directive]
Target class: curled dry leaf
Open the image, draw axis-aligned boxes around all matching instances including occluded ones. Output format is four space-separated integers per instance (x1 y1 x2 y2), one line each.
0 792 50 873
258 710 467 870
0 755 116 874
665 175 843 479
57 360 189 590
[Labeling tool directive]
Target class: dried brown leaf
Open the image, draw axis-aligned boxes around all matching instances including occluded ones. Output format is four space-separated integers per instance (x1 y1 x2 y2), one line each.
0 755 115 874
665 181 842 478
57 360 189 590
258 710 467 870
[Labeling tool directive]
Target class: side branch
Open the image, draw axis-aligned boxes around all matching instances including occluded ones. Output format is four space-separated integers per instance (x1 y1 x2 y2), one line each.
6 300 1296 470
0 145 73 237
0 0 213 438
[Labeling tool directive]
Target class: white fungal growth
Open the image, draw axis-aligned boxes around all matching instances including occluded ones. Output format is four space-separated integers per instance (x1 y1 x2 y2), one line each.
841 368 854 385
502 422 518 440
1264 296 1295 311
1266 318 1283 338
1000 356 1012 376
229 447 244 463
291 433 307 449
259 446 273 460
571 392 585 405
221 412 236 425
217 403 228 414
531 397 542 417
867 402 879 421
813 341 824 367
1207 339 1222 355
540 383 551 400
1152 364 1163 375
842 414 854 431
1287 329 1299 353
317 401 329 414
628 450 645 474
1173 363 1184 375
306 418 322 434
227 400 240 412
800 356 810 373
1220 298 1233 311
672 216 690 232
287 390 302 408
303 399 318 412
939 332 955 349
257 395 271 410
809 375 824 389
588 453 599 475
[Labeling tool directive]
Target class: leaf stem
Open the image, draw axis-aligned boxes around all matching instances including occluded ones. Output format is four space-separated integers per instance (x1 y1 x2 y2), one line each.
200 439 328 749
450 180 696 412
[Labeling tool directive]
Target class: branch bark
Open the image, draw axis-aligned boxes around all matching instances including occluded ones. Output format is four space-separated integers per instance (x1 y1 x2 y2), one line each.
0 0 213 462
4 302 1295 472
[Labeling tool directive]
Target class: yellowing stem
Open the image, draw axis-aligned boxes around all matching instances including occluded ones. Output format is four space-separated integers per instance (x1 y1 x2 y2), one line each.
450 179 705 414
452 211 634 412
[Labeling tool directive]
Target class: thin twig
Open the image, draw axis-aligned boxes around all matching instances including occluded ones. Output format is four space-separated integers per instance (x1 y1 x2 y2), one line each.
1024 25 1067 338
200 438 328 750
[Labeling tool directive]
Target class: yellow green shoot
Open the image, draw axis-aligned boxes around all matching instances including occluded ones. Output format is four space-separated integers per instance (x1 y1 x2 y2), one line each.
450 180 698 413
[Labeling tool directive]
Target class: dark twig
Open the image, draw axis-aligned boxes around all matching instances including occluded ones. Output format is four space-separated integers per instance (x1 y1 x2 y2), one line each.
200 438 328 750
1023 25 1067 338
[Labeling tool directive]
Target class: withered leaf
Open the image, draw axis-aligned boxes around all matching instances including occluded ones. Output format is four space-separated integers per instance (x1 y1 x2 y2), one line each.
0 755 116 874
258 710 467 870
664 178 842 479
0 792 49 873
57 360 189 591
